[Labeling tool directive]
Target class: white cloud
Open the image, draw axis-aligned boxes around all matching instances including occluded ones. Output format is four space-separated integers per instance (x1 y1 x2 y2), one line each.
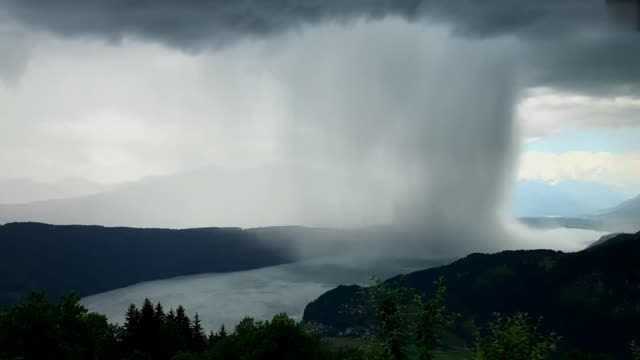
517 88 640 138
517 151 640 190
0 29 284 183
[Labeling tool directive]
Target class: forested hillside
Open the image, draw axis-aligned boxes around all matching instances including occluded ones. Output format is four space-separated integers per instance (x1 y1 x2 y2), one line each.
304 231 640 356
0 222 295 305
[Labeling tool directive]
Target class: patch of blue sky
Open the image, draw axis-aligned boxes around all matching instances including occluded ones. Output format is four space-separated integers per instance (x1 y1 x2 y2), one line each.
525 127 640 154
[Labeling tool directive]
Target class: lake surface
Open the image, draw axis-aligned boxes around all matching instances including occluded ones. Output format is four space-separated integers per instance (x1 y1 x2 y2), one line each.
82 256 443 330
82 227 606 330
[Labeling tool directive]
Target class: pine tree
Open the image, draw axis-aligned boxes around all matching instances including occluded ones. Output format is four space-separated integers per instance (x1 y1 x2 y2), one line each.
207 330 217 347
175 305 192 351
131 299 155 357
191 314 207 352
124 303 141 350
166 309 176 323
140 298 155 328
163 308 180 358
125 304 141 331
154 302 165 323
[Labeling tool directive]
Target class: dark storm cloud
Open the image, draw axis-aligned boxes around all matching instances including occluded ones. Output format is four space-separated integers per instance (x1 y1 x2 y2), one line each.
0 0 621 48
526 33 640 94
3 0 639 93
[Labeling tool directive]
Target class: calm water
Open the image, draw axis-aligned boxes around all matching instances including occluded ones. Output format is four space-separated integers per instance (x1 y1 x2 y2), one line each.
82 256 443 330
82 227 605 330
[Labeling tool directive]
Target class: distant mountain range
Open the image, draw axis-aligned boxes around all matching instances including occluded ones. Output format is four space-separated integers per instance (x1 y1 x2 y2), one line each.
0 177 113 204
0 165 392 228
515 181 639 232
518 193 640 233
0 168 637 231
592 194 640 230
303 231 640 356
512 180 630 218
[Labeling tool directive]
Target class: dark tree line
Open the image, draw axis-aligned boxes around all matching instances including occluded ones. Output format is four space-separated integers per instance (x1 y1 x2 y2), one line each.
0 293 357 360
2 288 634 360
0 292 119 360
122 299 207 359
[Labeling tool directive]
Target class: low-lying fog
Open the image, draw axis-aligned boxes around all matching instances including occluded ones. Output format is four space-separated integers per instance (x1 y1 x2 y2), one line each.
82 227 606 330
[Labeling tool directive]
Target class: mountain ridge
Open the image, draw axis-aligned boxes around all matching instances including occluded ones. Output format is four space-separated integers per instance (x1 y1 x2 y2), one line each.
0 222 299 305
303 231 640 355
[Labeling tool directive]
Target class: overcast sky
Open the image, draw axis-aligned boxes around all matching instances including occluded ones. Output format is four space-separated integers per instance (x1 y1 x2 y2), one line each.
1 0 640 230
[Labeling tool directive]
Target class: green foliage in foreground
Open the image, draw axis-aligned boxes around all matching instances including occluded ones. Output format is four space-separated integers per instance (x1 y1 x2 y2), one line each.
363 277 454 360
0 292 119 360
0 292 357 360
1 289 637 360
632 340 640 360
471 313 559 360
0 284 455 360
178 314 352 360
